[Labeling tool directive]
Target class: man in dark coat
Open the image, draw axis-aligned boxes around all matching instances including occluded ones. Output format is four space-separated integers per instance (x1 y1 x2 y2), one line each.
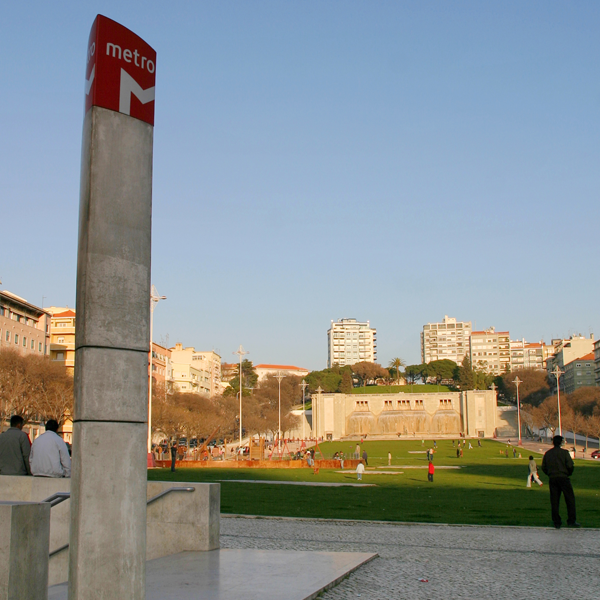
0 415 32 476
541 435 579 529
170 442 177 472
362 449 368 466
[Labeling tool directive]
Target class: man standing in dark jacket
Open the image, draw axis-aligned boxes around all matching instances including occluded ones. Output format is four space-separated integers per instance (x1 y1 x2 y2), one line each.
541 435 579 529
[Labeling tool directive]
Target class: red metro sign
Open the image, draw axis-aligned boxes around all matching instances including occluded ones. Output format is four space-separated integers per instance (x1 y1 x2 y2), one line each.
85 15 156 126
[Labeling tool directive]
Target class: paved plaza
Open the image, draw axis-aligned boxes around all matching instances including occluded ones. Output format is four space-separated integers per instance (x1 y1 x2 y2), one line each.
222 515 600 599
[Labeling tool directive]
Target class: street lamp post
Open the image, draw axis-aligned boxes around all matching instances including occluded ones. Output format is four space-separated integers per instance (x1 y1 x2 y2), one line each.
513 376 522 446
551 366 564 436
300 379 308 441
148 285 166 455
274 371 286 453
233 345 249 456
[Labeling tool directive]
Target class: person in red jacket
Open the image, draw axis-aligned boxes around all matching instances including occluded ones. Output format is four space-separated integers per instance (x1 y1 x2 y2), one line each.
427 460 435 482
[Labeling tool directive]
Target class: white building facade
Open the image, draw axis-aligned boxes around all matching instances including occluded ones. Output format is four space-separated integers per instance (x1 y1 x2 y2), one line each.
327 318 377 368
421 315 472 365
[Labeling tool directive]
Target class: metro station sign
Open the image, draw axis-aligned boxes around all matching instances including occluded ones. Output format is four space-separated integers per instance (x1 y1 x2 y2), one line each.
85 15 156 126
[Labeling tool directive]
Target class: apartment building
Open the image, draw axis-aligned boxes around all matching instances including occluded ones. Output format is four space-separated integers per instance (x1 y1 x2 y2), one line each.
421 316 472 365
169 344 221 396
47 307 76 371
594 339 600 387
0 291 50 356
547 334 595 391
562 352 595 393
327 318 377 368
470 328 510 375
193 351 222 396
150 342 171 385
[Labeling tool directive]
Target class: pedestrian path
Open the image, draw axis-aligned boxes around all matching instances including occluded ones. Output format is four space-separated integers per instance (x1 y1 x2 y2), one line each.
222 515 600 599
49 549 376 600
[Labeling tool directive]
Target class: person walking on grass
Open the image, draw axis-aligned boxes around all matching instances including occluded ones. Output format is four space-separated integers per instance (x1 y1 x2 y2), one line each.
527 455 543 488
388 451 392 466
356 461 365 481
362 449 368 466
542 436 579 528
427 460 435 482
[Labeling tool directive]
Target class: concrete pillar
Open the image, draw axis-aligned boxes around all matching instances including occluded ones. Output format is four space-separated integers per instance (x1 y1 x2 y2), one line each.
70 16 156 599
0 501 51 600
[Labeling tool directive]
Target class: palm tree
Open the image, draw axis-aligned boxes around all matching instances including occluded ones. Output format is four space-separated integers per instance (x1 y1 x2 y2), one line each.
388 358 406 385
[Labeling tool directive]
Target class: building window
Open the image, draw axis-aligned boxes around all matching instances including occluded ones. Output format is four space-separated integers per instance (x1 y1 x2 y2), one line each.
31 340 34 349
39 342 42 352
14 334 19 344
23 337 27 347
6 331 10 342
57 337 65 343
56 352 65 360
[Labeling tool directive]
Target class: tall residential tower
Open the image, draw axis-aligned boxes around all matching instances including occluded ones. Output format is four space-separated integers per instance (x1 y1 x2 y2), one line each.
421 315 472 365
327 318 377 367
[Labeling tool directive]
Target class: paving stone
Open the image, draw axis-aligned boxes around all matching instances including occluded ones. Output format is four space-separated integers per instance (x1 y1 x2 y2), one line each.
221 516 600 599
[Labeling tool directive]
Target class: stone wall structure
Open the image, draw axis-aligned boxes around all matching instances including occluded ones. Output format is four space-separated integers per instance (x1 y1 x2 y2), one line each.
309 390 498 440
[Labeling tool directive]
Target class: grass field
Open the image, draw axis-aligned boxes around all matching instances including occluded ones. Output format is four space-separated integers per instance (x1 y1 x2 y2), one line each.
148 439 600 528
351 384 451 394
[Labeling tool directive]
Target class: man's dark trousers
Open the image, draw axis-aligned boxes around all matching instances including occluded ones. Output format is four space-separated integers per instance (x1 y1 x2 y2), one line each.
549 476 576 526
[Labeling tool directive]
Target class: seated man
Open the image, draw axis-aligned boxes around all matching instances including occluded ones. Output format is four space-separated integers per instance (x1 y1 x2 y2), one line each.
30 419 71 478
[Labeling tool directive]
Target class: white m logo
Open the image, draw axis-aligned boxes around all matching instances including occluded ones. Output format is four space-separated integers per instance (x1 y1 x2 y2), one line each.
119 69 155 117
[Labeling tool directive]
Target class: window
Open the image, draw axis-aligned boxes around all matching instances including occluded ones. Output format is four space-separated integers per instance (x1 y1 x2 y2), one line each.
57 337 65 344
31 339 34 349
39 342 42 352
6 331 10 342
23 337 27 347
14 334 19 344
56 352 64 360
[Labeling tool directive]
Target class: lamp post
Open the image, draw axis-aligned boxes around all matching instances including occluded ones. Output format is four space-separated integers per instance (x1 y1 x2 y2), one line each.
233 345 249 455
551 366 564 436
148 285 166 454
300 379 308 440
274 371 286 453
513 376 522 446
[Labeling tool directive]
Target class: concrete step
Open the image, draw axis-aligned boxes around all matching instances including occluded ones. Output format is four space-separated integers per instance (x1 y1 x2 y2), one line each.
48 548 377 600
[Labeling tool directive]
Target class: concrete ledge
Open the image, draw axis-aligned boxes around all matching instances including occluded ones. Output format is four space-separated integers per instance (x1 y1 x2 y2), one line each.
0 501 51 600
0 477 219 585
49 549 378 600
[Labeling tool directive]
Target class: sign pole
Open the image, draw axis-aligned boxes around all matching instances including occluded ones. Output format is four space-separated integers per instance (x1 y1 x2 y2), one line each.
70 15 156 599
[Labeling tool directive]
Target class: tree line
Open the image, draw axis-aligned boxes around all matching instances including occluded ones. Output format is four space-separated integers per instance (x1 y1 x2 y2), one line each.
0 348 73 428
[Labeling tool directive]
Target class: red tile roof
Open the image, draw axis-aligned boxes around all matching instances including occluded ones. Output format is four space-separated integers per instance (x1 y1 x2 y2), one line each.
53 310 76 318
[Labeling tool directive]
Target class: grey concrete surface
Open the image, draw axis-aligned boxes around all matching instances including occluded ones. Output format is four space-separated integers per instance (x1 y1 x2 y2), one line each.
48 549 376 600
70 104 154 598
0 501 50 600
0 477 220 586
221 516 600 600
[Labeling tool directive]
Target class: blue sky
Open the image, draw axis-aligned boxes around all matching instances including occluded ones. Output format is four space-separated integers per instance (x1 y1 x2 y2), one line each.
1 2 599 370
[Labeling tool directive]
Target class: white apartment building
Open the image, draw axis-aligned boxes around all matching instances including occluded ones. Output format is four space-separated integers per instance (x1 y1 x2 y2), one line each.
327 319 377 368
421 316 472 364
470 328 510 375
170 344 221 396
547 334 595 391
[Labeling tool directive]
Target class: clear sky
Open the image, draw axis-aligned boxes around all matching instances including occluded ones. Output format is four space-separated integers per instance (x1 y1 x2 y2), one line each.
1 2 599 371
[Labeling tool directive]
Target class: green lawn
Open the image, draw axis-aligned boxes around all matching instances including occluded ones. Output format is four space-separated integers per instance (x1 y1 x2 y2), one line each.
148 439 600 528
351 384 451 394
